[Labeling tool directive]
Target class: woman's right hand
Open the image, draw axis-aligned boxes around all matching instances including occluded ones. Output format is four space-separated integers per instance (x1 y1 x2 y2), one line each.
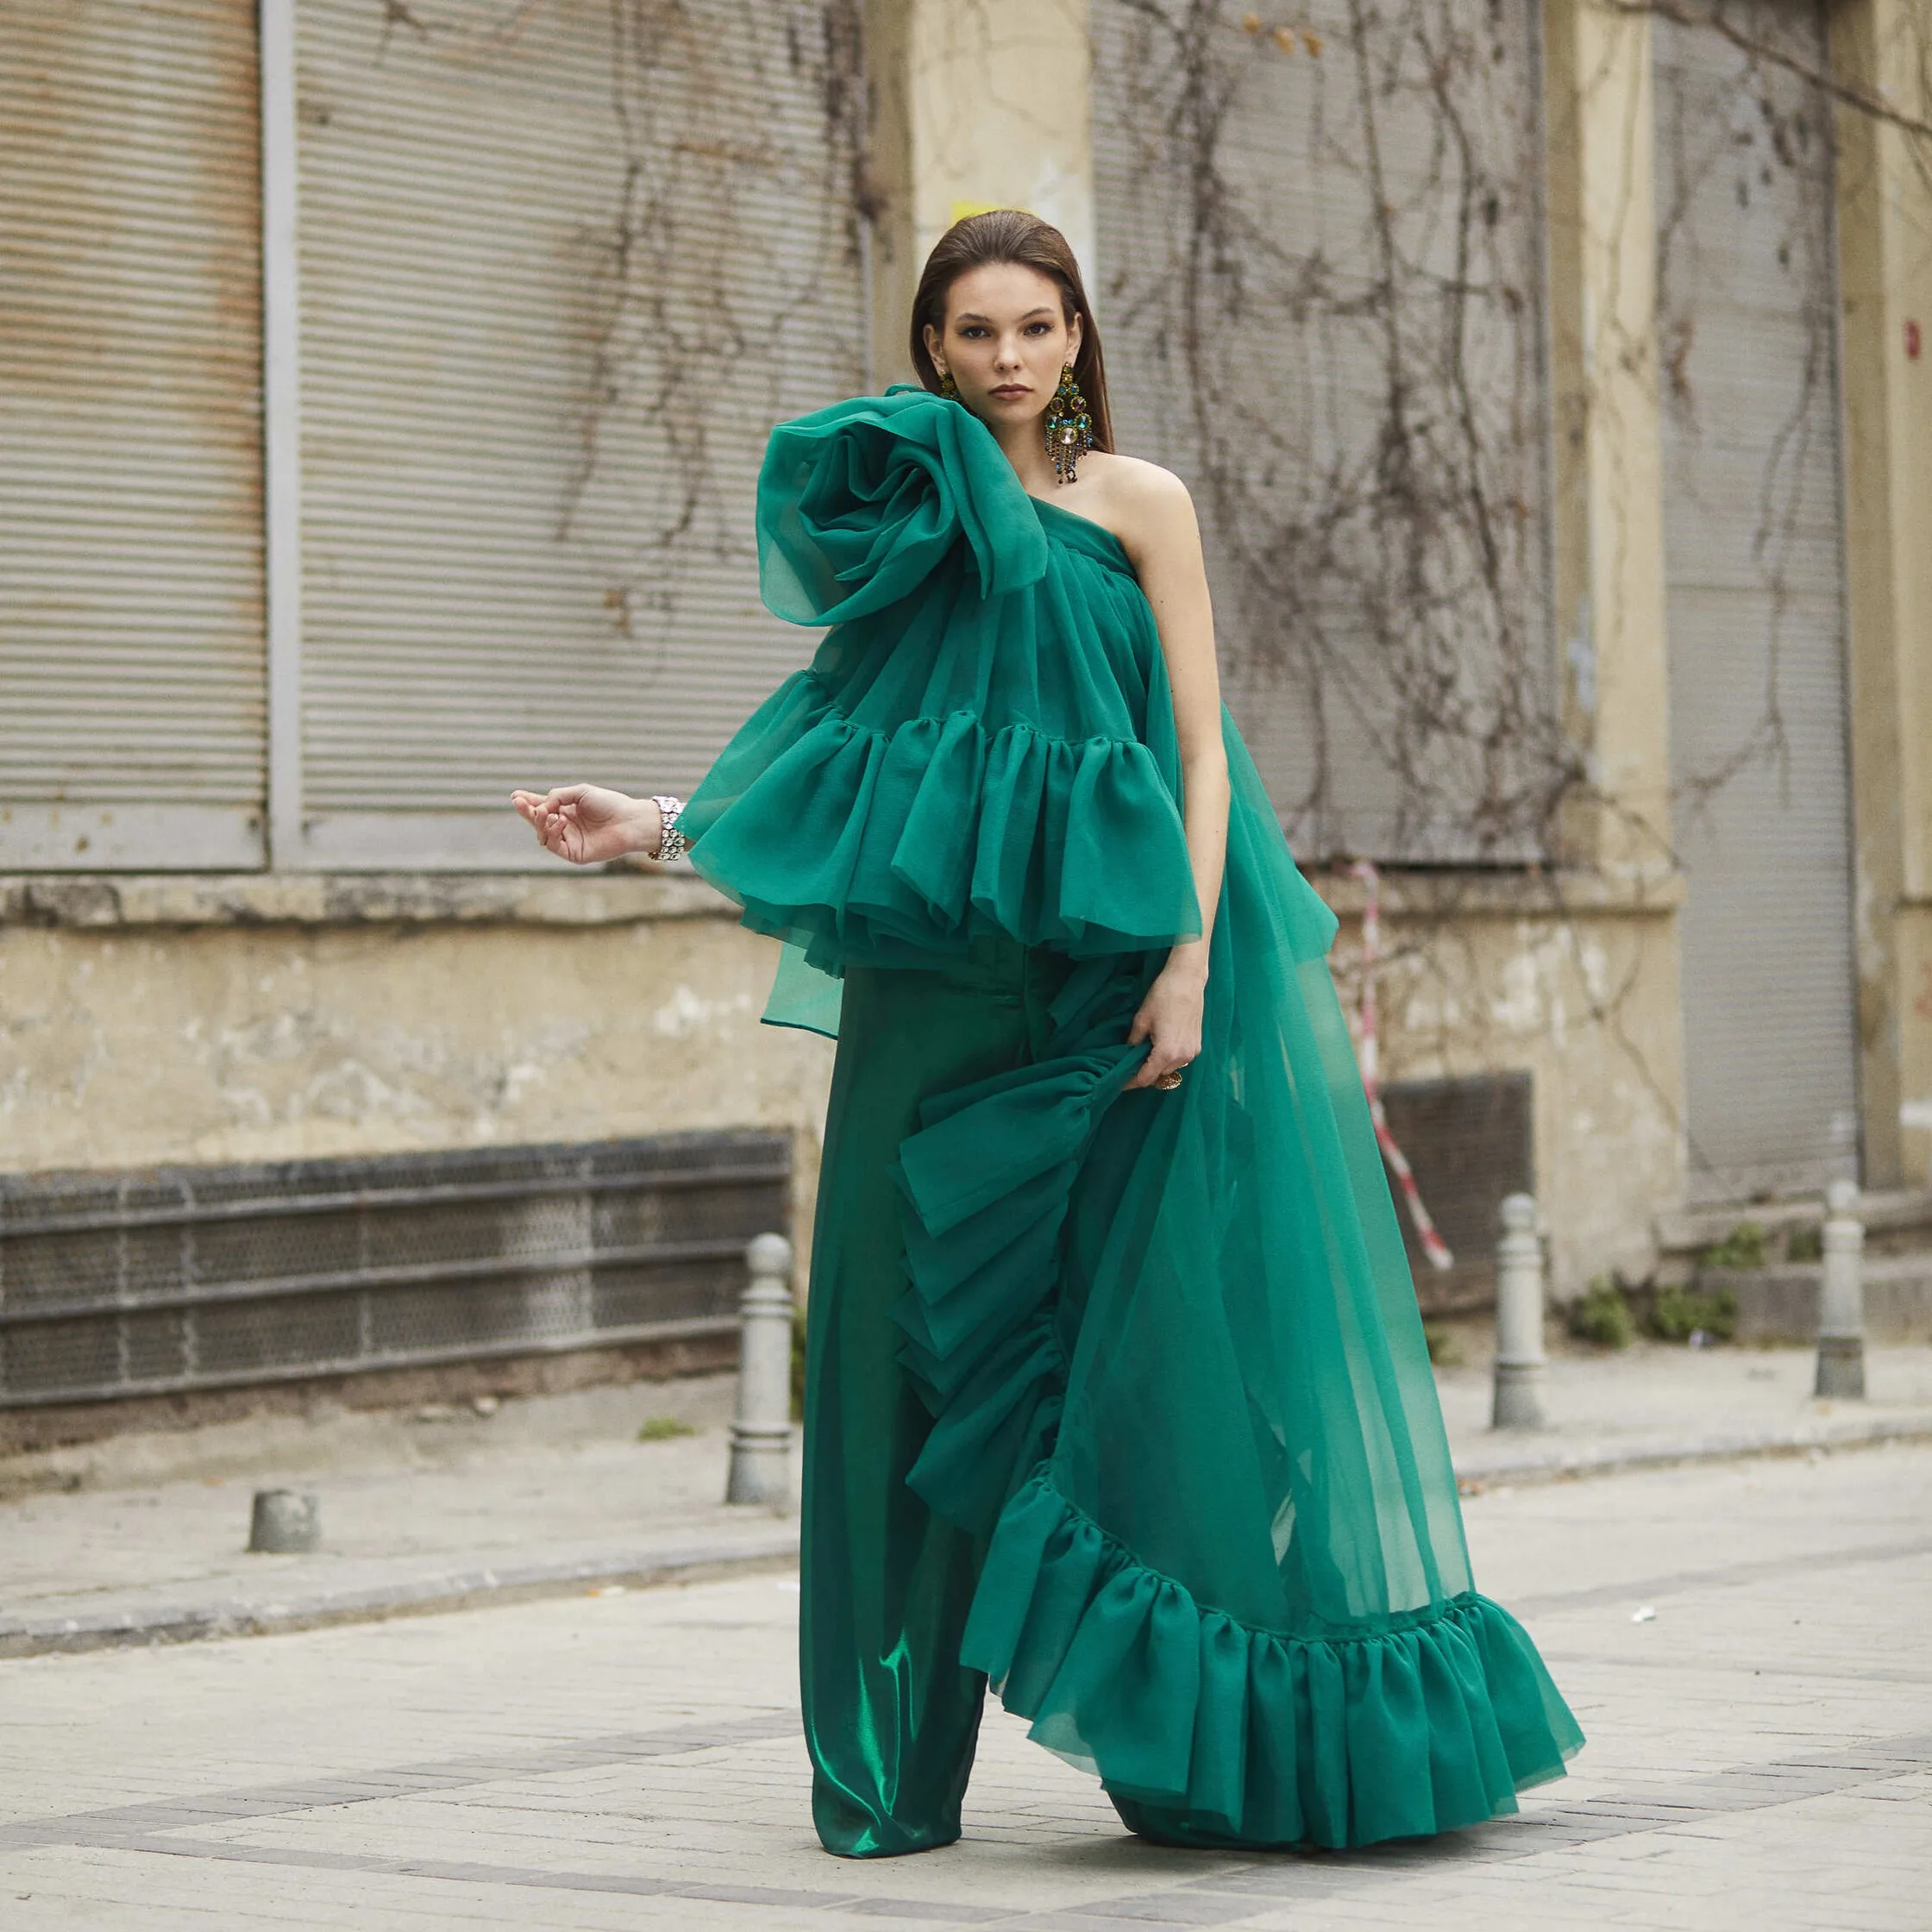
510 785 659 865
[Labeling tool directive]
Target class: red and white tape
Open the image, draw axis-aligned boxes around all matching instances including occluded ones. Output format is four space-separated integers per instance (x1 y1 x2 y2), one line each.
1346 859 1454 1271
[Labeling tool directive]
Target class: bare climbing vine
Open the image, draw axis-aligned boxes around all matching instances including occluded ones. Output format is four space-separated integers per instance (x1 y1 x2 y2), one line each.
1090 0 1930 874
1088 0 1929 1184
561 0 868 632
1095 0 1571 869
1609 0 1932 151
361 0 867 649
361 0 1929 1188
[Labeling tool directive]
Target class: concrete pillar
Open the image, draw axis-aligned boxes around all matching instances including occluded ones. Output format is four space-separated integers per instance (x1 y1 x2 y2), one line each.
1537 0 1689 1254
1540 0 1676 887
1830 0 1932 1190
861 0 1095 390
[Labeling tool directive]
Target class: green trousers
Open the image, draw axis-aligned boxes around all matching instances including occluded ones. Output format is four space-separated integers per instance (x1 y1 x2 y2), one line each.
799 938 1070 1859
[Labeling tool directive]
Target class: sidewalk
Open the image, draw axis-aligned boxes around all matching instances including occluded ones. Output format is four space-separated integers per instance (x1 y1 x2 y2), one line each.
1436 1336 1932 1482
8 1445 1929 1932
4 1340 1931 1659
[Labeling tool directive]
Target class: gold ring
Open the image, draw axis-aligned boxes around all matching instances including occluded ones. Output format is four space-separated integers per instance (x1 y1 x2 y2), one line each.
1154 1068 1184 1091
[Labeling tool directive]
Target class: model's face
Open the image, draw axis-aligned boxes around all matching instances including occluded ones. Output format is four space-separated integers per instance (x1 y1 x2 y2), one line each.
924 262 1082 432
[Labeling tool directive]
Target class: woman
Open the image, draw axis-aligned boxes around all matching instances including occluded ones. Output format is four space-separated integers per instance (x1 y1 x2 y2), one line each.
513 210 1583 1860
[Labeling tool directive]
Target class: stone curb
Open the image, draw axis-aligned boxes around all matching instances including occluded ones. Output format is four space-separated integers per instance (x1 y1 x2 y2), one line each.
6 1418 1932 1661
0 1523 800 1661
1453 1413 1932 1488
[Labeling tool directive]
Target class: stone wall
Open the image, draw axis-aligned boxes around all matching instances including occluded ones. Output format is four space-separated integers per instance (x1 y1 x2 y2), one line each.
0 874 837 1301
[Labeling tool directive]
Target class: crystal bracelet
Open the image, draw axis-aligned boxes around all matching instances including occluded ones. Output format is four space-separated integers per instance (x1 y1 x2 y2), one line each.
650 794 688 864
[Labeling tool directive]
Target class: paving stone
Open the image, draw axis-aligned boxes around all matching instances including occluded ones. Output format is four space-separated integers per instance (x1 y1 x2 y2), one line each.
3 1440 1929 1929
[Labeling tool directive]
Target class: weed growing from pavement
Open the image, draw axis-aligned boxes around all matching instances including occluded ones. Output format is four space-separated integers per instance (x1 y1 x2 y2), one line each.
637 1415 698 1443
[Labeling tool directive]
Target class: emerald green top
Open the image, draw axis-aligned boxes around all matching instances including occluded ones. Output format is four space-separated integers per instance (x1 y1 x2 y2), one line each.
684 386 1339 1024
684 387 1582 1847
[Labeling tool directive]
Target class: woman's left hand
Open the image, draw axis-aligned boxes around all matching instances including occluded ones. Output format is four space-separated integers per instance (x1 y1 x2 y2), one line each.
1125 957 1206 1091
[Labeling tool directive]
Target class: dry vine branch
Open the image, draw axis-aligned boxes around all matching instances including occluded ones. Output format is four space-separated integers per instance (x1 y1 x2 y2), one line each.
1084 0 1929 1177
1097 0 1927 877
1098 0 1574 867
376 0 433 56
558 0 867 630
1605 0 1932 146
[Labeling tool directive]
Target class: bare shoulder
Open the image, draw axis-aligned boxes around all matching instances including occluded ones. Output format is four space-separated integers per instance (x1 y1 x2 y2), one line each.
1082 452 1201 567
1088 450 1194 514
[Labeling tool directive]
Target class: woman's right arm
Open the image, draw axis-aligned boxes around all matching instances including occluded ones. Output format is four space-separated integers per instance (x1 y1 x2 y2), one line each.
510 785 665 865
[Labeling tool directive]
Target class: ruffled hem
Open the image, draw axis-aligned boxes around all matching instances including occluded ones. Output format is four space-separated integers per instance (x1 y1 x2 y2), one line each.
687 674 1201 968
963 1470 1586 1849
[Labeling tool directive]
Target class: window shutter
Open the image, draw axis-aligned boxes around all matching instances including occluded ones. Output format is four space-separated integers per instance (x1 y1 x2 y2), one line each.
290 0 867 869
1089 0 1557 862
1653 3 1860 1201
0 6 267 870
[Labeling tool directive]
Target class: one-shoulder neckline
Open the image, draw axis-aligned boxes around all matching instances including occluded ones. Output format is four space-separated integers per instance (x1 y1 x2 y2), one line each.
1026 492 1133 564
869 388 1137 576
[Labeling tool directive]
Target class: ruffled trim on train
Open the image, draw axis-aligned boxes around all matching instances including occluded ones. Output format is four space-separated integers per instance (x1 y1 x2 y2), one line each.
962 1469 1586 1850
886 955 1145 1534
887 997 1144 1535
870 775 1584 1844
686 673 1201 968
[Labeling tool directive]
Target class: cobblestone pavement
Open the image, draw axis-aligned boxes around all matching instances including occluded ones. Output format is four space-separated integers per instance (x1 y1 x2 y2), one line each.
2 1441 1928 1931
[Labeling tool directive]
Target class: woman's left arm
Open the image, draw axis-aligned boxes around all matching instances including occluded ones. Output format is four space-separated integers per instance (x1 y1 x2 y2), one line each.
1113 464 1230 1091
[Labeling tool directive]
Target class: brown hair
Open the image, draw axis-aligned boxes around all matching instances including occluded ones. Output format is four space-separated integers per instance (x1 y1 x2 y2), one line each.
907 208 1115 454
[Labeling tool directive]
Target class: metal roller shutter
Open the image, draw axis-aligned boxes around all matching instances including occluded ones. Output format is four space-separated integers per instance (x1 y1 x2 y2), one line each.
1088 0 1556 862
1653 1 1860 1201
291 0 867 869
0 5 267 870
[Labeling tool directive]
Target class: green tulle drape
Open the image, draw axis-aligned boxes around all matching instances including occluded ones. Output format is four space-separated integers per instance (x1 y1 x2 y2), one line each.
684 386 1583 1849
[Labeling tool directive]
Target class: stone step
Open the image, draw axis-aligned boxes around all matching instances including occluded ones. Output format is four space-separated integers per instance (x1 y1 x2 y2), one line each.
1700 1254 1932 1346
1655 1186 1932 1260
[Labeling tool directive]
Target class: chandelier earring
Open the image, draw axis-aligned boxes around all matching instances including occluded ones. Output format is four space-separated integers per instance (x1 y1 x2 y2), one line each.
937 367 961 401
1045 362 1093 484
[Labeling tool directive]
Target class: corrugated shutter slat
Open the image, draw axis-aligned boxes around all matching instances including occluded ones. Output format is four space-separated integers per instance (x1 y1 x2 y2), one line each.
1089 0 1557 862
0 7 267 869
1655 1 1860 1201
294 0 866 867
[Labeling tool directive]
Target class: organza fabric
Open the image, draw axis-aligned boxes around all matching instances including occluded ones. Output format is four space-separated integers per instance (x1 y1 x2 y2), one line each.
684 387 1583 1850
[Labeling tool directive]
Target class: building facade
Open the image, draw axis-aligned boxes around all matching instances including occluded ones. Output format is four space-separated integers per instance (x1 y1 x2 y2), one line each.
2 0 1929 1428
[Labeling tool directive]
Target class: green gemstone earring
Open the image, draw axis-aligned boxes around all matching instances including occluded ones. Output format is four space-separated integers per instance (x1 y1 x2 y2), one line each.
938 368 961 401
1045 362 1093 484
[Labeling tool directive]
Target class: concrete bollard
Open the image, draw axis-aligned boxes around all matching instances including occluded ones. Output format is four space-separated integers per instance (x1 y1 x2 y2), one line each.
1814 1178 1866 1400
248 1488 321 1553
726 1232 796 1509
1491 1193 1548 1431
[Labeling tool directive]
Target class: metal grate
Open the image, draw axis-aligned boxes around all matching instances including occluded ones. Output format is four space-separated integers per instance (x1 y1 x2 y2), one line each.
0 1132 789 1408
1380 1074 1534 1315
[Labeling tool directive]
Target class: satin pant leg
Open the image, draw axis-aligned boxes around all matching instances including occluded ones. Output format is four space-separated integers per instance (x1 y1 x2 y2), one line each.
799 942 1049 1858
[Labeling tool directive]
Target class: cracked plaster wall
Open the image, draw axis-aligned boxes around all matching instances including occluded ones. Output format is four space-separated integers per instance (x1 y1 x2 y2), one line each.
0 913 835 1286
